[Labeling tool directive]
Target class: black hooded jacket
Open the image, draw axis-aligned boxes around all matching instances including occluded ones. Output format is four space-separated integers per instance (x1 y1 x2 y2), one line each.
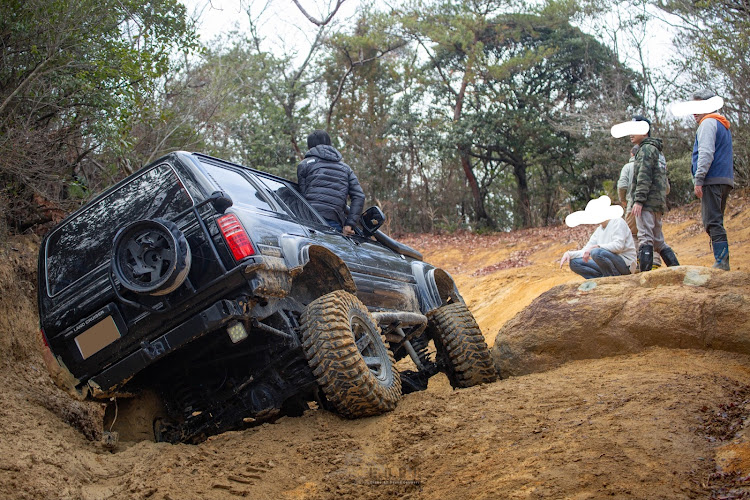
296 145 365 228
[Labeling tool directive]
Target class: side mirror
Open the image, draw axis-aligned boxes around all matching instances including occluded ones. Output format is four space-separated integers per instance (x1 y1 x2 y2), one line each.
360 206 385 237
209 191 233 214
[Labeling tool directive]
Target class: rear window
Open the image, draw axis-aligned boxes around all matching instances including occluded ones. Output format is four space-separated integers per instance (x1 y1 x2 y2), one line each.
45 163 194 296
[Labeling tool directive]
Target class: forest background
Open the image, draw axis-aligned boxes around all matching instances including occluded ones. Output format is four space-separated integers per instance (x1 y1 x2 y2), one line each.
1 0 748 237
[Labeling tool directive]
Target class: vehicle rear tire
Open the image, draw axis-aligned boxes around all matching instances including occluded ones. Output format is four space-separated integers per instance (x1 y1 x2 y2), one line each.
428 302 498 388
300 290 401 418
111 218 191 296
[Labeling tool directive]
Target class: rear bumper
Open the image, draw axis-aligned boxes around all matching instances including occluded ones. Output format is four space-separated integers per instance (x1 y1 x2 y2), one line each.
87 297 248 396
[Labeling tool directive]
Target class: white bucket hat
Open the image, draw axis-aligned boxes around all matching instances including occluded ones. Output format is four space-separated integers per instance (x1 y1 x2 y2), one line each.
611 120 650 138
565 195 624 227
670 95 724 117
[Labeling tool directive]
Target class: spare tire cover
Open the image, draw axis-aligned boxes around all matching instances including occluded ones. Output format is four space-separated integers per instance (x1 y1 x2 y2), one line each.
111 218 191 296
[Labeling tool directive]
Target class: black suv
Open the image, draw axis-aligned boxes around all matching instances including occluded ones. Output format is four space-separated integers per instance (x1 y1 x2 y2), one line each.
38 152 497 443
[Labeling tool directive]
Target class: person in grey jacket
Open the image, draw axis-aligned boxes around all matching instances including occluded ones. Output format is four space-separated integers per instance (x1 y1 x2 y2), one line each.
690 90 733 270
297 130 365 236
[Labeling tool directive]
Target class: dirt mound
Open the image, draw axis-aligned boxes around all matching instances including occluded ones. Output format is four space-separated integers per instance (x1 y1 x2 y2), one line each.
0 237 105 452
400 189 750 346
0 236 40 363
493 266 750 377
1 190 749 499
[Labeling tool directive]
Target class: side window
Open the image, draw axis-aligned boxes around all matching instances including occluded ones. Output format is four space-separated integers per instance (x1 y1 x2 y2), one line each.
200 163 275 212
256 176 324 227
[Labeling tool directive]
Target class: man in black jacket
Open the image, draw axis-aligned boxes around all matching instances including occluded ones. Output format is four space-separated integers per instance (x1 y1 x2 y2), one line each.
297 130 365 236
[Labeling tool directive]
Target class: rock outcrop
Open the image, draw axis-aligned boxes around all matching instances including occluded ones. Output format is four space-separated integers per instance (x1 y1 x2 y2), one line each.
491 266 750 377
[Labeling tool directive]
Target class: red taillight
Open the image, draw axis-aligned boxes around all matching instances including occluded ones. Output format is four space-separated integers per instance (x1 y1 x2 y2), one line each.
217 214 256 261
40 328 50 347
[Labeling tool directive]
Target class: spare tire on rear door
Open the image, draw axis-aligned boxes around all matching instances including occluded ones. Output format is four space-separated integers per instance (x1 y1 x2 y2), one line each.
111 218 191 296
300 290 401 418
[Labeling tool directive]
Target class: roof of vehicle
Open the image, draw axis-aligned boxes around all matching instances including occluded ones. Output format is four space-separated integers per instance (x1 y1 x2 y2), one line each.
187 152 300 189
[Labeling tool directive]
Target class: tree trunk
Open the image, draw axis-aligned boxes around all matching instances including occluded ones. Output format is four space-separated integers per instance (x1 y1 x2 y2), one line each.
513 162 532 228
454 72 494 228
459 149 492 226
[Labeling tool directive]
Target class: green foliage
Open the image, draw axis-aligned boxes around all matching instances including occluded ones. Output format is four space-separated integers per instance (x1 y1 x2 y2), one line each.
0 0 198 231
416 4 638 228
657 0 750 188
322 11 410 219
3 0 740 236
665 153 696 207
67 180 89 200
177 40 301 179
602 179 617 203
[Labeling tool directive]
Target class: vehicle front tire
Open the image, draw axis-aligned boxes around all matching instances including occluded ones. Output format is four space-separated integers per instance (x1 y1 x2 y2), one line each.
428 302 498 388
300 290 401 418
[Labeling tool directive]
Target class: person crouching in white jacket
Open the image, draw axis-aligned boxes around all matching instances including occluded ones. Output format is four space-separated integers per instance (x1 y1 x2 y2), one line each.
560 196 637 279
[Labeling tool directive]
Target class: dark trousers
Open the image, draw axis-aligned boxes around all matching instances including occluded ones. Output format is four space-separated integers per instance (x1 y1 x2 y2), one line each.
569 248 631 279
702 184 732 243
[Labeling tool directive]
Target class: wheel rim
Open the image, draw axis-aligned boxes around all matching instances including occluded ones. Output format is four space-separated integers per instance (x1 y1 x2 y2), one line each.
127 230 174 283
113 220 181 294
121 229 175 287
351 315 389 382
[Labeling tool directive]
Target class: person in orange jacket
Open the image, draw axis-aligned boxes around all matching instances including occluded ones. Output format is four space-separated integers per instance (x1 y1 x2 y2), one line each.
672 90 734 270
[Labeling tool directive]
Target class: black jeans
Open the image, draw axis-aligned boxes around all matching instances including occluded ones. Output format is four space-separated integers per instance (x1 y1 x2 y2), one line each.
701 184 732 243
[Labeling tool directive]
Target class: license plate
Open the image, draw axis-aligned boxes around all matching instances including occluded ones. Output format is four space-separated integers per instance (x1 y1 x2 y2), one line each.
75 315 121 359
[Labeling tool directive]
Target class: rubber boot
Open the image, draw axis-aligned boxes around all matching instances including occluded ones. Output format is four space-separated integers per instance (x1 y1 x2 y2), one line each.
653 249 662 269
639 244 654 272
659 247 680 267
712 241 730 271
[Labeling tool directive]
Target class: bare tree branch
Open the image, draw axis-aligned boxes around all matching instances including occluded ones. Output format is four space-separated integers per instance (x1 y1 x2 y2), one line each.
0 57 51 117
326 40 407 125
291 0 347 26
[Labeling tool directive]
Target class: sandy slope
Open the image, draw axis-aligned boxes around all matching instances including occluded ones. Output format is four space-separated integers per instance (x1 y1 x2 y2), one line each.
404 192 750 347
1 193 749 499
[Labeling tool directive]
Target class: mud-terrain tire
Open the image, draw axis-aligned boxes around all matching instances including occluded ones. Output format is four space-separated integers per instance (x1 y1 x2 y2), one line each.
300 290 401 418
111 218 191 296
428 302 498 388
